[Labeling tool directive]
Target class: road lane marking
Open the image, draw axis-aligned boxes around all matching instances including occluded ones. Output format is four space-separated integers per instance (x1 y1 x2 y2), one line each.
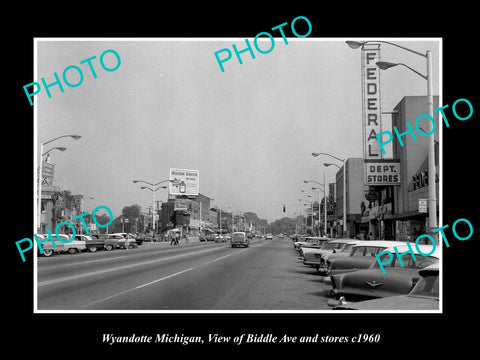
63 256 128 266
88 267 194 305
203 253 233 265
87 246 253 306
135 267 193 289
37 246 225 287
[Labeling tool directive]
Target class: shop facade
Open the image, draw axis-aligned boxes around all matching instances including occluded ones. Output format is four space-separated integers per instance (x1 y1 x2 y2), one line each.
335 158 369 238
392 96 440 242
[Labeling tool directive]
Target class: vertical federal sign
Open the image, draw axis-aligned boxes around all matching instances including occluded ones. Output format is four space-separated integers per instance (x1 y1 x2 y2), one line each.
361 44 383 159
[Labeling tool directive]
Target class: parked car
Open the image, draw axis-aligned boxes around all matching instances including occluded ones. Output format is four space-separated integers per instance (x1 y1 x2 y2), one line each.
231 231 250 248
292 235 307 245
38 234 86 256
206 233 216 241
134 234 145 245
329 244 439 300
215 234 226 243
89 233 119 250
316 240 361 274
332 263 440 310
324 241 406 277
266 233 273 240
302 239 359 270
75 234 105 252
111 233 138 249
294 236 329 252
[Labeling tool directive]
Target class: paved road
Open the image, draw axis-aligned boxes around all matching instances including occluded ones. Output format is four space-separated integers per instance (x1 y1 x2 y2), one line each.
37 237 332 310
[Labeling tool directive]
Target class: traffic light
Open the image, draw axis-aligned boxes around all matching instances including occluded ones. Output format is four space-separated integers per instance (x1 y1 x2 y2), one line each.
283 205 286 213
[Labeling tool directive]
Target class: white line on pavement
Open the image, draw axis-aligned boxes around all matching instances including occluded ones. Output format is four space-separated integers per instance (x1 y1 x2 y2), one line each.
86 247 253 306
203 253 233 265
37 246 225 287
88 267 194 305
63 255 128 266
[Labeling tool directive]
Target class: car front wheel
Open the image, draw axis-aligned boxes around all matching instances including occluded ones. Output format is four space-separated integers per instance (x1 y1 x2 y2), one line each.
43 249 53 257
67 248 77 254
105 244 113 251
88 246 97 252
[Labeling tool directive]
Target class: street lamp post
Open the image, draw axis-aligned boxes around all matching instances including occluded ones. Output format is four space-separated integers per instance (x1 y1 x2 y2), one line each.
133 179 176 234
298 198 314 235
37 134 81 232
311 152 346 237
139 185 166 232
347 40 437 237
301 188 324 236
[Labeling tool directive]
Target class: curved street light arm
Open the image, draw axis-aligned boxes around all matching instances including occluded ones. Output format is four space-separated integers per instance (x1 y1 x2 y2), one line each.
154 179 175 187
42 146 67 156
311 152 344 163
133 180 153 187
304 180 324 186
374 40 427 58
324 162 341 170
397 62 428 80
43 134 81 146
348 40 427 58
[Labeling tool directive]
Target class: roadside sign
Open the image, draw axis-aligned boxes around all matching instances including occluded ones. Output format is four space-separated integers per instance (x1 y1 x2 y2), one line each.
419 199 428 213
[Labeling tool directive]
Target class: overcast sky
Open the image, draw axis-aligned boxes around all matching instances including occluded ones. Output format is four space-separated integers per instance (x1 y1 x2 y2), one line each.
36 38 440 222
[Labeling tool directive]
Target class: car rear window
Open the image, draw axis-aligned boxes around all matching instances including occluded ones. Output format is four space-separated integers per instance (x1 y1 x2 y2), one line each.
350 246 385 257
373 254 439 269
233 234 245 241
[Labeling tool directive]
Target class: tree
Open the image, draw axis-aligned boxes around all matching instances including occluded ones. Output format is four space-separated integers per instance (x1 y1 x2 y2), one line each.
112 204 142 233
122 204 141 220
92 213 111 233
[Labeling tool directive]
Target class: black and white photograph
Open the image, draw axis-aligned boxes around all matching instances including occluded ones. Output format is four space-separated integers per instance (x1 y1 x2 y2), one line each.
33 37 442 312
7 5 478 355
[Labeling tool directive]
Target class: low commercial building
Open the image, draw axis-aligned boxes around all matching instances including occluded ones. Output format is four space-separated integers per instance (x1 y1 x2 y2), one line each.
335 158 368 238
391 96 440 242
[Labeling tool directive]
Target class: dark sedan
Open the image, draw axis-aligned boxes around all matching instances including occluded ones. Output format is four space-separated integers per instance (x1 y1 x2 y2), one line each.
330 244 439 300
332 263 439 310
75 234 105 252
324 240 405 277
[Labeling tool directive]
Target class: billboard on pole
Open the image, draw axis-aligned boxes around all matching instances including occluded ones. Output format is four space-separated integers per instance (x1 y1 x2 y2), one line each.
169 168 199 196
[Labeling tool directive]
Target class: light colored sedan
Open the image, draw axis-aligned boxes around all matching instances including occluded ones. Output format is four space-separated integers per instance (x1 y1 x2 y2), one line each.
302 239 360 269
38 234 86 256
111 233 138 248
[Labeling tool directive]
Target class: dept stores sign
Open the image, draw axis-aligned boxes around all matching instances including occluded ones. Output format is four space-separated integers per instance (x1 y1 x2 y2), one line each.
364 160 400 186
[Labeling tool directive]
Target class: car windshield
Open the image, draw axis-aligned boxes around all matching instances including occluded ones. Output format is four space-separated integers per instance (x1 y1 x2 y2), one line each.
410 273 439 298
373 254 439 269
350 246 386 257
